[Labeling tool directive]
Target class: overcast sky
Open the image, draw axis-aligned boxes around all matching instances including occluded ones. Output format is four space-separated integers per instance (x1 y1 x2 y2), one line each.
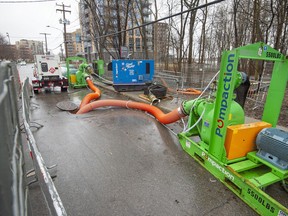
0 0 80 54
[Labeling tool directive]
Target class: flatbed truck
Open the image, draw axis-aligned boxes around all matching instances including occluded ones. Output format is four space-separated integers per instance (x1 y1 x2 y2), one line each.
32 55 68 93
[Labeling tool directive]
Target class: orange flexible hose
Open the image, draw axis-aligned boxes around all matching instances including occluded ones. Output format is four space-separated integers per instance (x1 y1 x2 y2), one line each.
76 99 185 124
79 79 101 108
159 77 201 95
176 88 202 95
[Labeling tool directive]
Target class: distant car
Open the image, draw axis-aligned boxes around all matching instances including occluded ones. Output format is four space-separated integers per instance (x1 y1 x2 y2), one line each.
20 61 27 66
60 64 77 78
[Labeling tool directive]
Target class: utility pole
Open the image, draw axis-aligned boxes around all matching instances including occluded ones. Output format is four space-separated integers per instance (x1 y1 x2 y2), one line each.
56 3 71 59
40 32 51 54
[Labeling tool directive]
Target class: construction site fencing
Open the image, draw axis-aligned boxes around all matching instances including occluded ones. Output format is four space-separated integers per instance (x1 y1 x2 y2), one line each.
0 62 28 216
245 62 272 109
101 61 284 124
22 76 67 216
101 62 218 90
246 79 270 109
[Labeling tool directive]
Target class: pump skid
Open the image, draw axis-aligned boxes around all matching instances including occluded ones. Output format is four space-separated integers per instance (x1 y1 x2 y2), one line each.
178 42 288 215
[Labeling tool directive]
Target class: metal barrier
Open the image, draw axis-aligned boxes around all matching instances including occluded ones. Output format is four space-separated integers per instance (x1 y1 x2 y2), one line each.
21 76 67 216
0 62 28 216
103 61 271 110
246 80 269 109
0 61 66 216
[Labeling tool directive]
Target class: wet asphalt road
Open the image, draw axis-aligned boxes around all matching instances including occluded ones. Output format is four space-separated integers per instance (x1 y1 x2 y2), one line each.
19 64 257 216
25 91 257 216
25 93 255 216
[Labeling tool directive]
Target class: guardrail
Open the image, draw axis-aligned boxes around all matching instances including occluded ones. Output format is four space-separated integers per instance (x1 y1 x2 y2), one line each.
21 76 67 216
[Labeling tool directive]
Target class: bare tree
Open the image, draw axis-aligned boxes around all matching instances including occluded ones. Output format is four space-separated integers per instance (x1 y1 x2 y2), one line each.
233 0 241 47
0 33 17 60
131 1 152 59
82 0 288 73
0 34 8 45
184 0 199 64
82 0 132 60
198 0 208 64
168 0 190 72
164 0 173 70
273 0 288 53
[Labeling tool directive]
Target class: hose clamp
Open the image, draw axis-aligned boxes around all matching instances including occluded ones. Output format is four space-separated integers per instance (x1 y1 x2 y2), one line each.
179 101 189 116
178 106 187 117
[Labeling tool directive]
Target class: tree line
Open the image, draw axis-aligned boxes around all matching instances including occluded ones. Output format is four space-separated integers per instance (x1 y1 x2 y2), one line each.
161 0 287 73
81 0 287 76
0 34 16 60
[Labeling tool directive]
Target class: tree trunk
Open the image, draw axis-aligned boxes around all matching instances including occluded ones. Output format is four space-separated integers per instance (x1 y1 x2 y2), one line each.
199 0 208 64
186 0 199 64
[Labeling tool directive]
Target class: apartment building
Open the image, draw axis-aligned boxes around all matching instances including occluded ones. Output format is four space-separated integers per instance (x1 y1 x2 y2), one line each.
15 39 44 61
153 22 169 62
79 0 153 62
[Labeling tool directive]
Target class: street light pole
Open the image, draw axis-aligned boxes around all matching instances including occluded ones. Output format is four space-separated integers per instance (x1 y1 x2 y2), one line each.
6 32 10 45
60 44 64 60
46 25 64 60
40 32 51 54
5 32 12 60
46 25 62 32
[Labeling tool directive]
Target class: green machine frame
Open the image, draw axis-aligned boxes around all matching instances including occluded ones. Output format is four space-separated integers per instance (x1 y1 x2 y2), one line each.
178 42 288 215
93 59 105 77
66 56 87 88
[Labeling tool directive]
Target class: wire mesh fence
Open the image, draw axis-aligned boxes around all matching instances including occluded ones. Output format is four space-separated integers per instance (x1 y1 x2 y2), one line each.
104 60 271 109
101 61 219 103
0 61 67 216
100 60 286 126
21 77 67 216
0 62 28 216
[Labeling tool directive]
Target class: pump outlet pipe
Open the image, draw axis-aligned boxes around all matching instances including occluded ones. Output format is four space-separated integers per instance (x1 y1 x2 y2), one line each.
79 78 101 109
76 99 189 124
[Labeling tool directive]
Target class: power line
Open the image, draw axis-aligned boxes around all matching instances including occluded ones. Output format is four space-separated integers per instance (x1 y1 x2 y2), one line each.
67 25 80 31
69 17 79 24
8 35 61 40
95 0 225 40
51 42 64 51
0 0 55 3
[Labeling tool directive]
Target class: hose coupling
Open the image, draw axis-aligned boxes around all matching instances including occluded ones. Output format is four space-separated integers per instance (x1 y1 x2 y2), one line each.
148 92 160 105
85 75 91 80
178 104 188 117
180 101 190 116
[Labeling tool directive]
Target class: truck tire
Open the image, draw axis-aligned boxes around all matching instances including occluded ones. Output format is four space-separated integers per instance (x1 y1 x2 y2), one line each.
34 89 39 94
61 87 67 92
45 88 51 93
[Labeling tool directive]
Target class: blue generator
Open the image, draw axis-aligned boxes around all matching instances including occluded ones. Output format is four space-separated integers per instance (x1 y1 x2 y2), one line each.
112 59 154 91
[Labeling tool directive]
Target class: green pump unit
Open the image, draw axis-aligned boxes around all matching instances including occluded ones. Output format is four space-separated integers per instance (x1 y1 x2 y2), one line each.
180 71 247 145
65 56 88 88
177 42 288 216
